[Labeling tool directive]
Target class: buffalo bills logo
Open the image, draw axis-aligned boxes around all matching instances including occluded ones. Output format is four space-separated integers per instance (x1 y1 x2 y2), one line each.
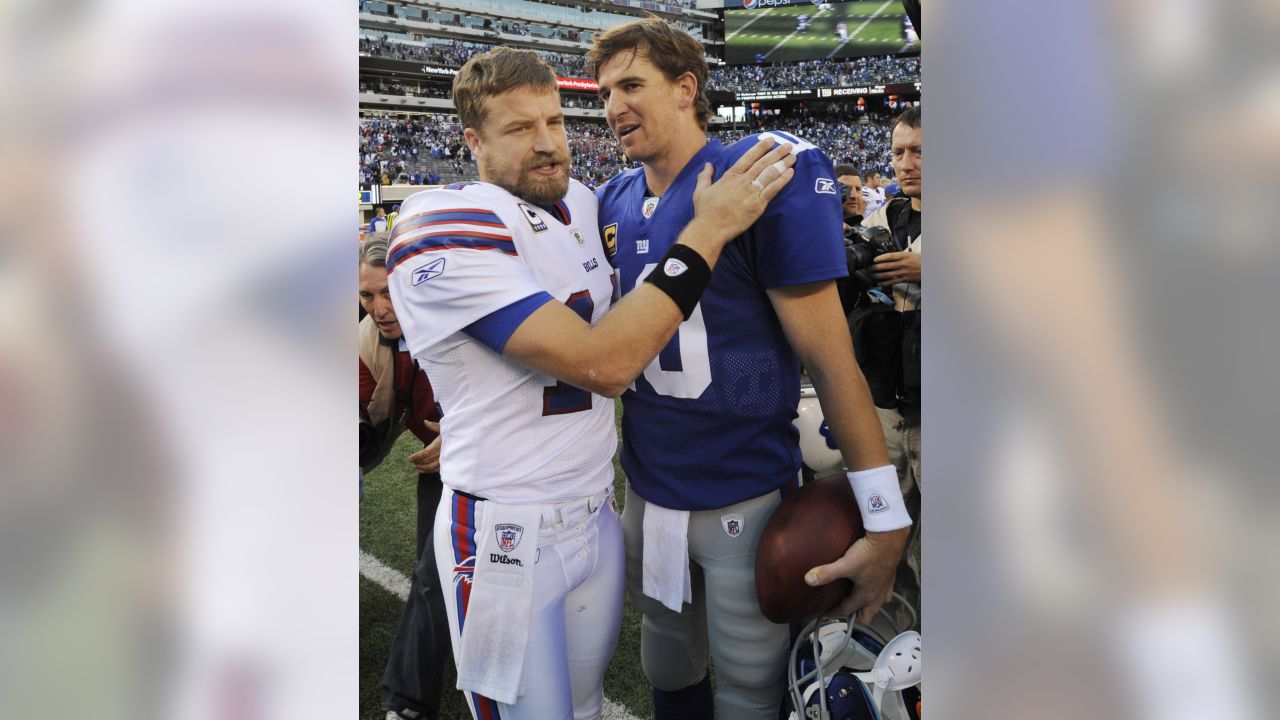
453 556 475 586
868 494 889 513
721 513 745 538
496 523 524 553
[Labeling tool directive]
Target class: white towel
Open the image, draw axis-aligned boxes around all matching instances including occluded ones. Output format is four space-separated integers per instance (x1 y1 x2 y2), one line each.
641 502 692 613
455 501 541 704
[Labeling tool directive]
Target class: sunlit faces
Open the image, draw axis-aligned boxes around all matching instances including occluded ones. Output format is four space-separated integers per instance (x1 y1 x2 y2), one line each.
465 86 571 204
837 173 864 216
597 50 697 165
890 123 921 199
358 262 402 340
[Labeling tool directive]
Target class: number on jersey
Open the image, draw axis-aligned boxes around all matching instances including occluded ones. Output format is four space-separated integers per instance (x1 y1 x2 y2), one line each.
542 290 595 415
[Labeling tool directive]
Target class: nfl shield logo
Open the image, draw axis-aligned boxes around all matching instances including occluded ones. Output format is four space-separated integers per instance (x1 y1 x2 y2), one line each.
495 523 524 552
642 196 659 218
721 513 744 538
868 494 888 513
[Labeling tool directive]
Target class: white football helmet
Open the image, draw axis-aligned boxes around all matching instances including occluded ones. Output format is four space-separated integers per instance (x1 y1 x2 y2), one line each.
796 384 844 476
787 595 921 720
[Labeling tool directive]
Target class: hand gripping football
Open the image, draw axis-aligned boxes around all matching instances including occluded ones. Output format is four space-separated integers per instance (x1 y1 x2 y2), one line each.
755 474 864 623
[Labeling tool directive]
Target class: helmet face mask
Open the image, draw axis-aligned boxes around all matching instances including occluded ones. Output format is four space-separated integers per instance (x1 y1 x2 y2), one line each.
787 595 921 720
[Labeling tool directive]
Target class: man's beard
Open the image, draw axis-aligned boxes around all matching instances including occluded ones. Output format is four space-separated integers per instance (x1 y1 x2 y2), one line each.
484 153 570 204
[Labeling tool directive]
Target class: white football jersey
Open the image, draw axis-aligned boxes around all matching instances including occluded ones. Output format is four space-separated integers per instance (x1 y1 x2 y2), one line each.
387 179 617 503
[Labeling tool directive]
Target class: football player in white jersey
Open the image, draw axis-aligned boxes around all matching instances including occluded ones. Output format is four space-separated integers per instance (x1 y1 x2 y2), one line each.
385 47 798 720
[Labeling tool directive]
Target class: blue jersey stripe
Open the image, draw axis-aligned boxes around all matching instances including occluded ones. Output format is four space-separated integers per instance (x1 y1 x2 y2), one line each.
388 233 517 270
393 210 506 237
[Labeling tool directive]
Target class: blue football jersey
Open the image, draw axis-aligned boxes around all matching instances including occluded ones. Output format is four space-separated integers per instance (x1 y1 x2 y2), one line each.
596 132 847 510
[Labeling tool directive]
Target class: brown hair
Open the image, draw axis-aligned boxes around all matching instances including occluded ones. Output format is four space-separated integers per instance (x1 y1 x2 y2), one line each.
893 105 921 134
588 16 710 131
452 47 559 133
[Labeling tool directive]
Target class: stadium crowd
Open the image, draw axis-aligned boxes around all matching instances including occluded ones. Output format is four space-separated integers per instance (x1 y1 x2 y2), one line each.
359 107 898 189
709 55 920 92
739 105 897 175
360 38 918 92
361 35 591 77
359 78 601 108
360 80 453 99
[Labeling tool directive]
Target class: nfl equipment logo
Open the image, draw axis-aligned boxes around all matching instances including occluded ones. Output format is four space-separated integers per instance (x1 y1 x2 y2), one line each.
663 258 688 277
721 513 744 538
642 196 659 218
868 494 889 513
496 523 524 552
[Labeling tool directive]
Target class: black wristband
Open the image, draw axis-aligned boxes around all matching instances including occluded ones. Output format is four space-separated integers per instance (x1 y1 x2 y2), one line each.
644 244 712 320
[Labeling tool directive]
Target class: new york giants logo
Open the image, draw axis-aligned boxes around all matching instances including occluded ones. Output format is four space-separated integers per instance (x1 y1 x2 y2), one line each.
452 556 475 586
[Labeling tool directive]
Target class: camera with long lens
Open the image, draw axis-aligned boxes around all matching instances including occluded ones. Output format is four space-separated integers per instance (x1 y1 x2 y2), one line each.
844 225 897 287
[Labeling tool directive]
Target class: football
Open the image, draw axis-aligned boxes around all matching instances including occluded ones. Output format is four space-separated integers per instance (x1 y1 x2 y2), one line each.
755 474 864 623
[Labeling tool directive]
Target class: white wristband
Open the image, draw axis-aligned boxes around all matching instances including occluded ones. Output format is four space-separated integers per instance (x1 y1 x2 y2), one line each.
846 465 912 532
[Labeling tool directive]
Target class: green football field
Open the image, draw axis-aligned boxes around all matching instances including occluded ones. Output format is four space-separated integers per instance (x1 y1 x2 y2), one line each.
725 1 918 65
360 399 658 720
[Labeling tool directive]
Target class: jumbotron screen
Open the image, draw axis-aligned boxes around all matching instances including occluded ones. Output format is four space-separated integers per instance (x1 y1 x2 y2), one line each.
725 0 919 65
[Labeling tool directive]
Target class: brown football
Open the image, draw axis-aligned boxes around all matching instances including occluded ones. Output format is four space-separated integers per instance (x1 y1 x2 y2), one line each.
755 474 864 623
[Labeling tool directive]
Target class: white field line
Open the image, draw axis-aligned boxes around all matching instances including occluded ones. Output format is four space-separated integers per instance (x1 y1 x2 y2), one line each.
360 550 643 720
762 25 802 61
827 0 896 58
725 7 773 41
361 550 411 600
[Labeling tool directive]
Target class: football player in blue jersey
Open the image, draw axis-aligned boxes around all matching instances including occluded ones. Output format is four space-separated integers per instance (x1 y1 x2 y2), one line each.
589 19 913 720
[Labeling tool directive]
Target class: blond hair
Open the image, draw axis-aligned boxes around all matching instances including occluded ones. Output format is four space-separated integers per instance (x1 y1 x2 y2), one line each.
452 47 559 133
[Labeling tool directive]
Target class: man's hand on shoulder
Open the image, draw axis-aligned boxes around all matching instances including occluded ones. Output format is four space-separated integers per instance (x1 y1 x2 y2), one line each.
871 251 921 286
804 527 910 625
688 139 796 247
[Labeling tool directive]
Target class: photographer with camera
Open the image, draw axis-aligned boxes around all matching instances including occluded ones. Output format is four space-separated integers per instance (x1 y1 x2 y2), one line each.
834 165 868 315
836 163 867 226
846 107 922 622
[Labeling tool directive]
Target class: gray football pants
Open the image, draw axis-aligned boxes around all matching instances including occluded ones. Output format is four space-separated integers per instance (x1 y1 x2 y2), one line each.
622 484 789 720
